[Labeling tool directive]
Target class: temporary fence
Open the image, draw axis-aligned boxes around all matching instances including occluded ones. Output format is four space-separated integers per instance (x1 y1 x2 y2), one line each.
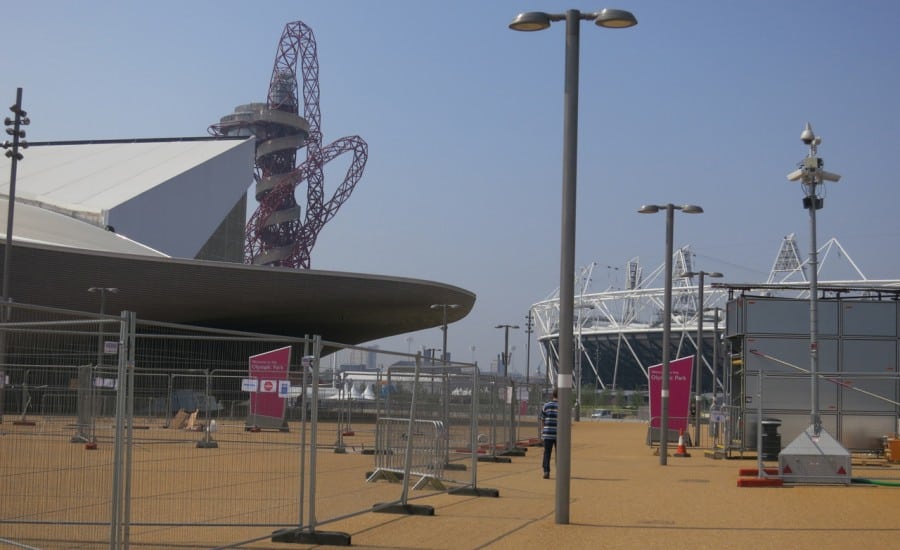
477 374 519 458
367 417 447 490
0 301 500 549
516 381 549 444
375 365 523 469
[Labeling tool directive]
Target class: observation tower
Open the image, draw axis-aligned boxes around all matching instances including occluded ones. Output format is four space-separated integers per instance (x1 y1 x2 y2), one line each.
211 20 367 269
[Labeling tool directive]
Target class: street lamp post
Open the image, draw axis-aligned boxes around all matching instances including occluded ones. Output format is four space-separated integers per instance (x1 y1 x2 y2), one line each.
88 287 118 368
524 310 534 386
638 204 703 465
431 304 459 364
680 270 723 447
494 324 519 377
709 306 722 447
510 7 636 524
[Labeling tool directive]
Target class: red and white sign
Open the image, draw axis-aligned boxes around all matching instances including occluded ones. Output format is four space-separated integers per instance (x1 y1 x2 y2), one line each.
249 346 291 420
649 355 694 432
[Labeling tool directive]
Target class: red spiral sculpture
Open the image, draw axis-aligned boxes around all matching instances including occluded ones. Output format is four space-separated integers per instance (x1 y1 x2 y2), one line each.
211 21 367 269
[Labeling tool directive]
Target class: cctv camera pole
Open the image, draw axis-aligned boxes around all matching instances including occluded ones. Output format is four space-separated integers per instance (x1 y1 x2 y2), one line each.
803 137 823 435
789 123 841 436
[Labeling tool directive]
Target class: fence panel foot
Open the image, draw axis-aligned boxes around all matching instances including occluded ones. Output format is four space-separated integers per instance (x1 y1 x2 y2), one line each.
373 502 435 516
449 486 500 498
271 528 351 545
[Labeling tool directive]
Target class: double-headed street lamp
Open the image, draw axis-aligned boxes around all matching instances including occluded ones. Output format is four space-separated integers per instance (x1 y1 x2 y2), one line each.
680 270 723 447
430 304 459 364
638 204 703 465
510 7 636 525
494 324 519 377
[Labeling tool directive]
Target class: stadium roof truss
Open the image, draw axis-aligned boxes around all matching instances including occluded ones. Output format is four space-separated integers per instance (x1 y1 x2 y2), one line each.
531 235 899 391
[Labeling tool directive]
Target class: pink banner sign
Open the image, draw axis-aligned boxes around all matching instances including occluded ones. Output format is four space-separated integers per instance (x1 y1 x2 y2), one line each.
249 346 291 420
648 355 694 432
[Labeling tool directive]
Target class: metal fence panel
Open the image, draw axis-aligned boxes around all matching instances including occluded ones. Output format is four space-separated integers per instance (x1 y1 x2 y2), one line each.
0 303 491 548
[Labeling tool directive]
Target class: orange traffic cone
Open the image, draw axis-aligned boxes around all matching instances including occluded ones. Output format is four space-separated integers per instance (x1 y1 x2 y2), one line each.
674 428 690 458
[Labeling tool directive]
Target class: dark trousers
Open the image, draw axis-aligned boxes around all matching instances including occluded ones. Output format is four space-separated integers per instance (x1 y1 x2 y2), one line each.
542 438 557 473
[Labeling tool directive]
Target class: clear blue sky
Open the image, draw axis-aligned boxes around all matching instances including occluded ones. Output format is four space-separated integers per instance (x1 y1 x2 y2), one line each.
4 1 900 372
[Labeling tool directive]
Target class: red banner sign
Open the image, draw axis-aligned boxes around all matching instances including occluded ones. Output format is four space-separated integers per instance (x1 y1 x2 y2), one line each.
649 355 694 432
249 346 291 421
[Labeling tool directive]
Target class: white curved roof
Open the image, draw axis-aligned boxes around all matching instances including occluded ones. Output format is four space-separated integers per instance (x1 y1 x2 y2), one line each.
2 137 255 259
3 138 252 222
0 197 166 257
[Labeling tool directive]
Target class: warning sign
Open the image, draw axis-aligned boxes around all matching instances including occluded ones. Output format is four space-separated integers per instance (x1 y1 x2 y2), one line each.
260 379 277 393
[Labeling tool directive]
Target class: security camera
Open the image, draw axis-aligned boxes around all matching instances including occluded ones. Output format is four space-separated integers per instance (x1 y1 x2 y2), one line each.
787 168 804 182
800 122 815 145
820 170 841 183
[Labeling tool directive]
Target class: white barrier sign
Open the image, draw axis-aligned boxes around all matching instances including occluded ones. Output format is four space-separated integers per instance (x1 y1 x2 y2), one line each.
242 378 259 392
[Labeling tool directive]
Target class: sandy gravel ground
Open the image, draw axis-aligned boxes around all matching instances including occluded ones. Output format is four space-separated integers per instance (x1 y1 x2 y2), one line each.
3 419 899 549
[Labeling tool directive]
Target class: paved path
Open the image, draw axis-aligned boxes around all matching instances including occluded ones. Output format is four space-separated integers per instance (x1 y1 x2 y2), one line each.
286 420 900 550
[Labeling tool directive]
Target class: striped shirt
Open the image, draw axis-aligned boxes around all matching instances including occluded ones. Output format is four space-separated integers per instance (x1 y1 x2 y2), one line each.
539 399 559 441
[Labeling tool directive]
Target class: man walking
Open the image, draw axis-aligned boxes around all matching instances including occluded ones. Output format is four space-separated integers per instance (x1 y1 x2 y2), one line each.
538 388 558 479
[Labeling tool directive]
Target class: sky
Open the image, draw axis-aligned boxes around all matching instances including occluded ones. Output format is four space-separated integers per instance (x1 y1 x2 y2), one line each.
3 0 900 374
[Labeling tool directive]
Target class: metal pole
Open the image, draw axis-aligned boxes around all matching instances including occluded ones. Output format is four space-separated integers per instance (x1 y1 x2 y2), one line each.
495 324 518 377
807 187 820 434
711 309 720 447
503 327 510 377
298 336 310 529
98 290 106 367
712 308 720 400
441 306 449 364
789 124 839 438
525 311 533 386
431 303 458 364
307 335 322 529
574 309 583 422
2 88 24 303
0 87 26 425
554 8 580 523
694 271 704 446
660 204 674 465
